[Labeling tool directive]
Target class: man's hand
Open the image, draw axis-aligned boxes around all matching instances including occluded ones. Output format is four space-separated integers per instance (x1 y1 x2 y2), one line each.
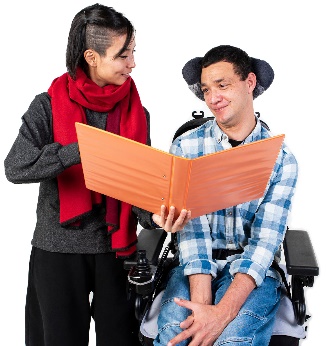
168 273 256 346
167 298 229 346
152 205 191 233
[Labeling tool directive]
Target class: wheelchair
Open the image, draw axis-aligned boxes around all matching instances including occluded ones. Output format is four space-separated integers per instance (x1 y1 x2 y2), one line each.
124 112 319 346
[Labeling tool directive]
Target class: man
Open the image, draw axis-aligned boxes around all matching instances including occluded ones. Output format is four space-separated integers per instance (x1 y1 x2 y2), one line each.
154 45 298 346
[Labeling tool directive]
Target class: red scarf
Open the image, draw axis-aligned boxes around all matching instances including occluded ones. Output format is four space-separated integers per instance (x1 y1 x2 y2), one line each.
48 68 147 257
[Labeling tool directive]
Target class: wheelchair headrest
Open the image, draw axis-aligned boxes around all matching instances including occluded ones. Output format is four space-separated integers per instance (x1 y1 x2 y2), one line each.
182 55 274 101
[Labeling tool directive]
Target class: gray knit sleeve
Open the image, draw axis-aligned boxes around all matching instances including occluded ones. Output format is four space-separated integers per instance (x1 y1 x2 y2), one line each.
4 93 81 184
132 206 157 229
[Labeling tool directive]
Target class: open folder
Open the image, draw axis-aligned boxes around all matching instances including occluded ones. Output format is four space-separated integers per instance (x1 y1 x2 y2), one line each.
76 123 284 219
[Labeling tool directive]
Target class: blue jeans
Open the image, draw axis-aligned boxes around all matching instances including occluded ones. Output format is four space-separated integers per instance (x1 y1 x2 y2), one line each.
154 264 281 346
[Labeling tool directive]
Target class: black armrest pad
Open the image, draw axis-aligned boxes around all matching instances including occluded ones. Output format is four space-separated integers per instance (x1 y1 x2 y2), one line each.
283 229 319 276
124 228 167 270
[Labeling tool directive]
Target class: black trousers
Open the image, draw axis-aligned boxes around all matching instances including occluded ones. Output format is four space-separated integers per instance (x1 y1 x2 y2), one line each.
25 247 140 346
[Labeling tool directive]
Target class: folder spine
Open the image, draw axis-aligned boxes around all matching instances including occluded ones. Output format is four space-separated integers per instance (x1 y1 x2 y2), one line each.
168 157 192 216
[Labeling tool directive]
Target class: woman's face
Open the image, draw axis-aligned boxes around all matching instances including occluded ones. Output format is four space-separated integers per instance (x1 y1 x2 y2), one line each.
87 34 136 87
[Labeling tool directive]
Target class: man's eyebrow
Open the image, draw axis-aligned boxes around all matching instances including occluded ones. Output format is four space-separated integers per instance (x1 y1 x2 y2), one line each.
201 78 224 87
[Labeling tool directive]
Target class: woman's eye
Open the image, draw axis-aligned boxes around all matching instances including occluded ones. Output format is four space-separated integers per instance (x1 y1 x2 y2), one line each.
119 50 135 60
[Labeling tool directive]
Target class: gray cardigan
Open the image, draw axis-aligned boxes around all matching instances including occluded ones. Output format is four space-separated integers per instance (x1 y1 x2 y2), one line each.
4 92 154 254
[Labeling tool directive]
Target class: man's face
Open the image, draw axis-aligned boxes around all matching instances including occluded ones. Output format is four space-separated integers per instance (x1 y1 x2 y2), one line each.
200 61 255 128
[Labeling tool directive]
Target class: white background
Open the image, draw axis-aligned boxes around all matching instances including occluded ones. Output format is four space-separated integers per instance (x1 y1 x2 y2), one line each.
0 0 325 344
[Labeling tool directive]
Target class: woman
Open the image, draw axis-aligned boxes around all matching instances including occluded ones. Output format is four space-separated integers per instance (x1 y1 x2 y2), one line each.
4 3 190 345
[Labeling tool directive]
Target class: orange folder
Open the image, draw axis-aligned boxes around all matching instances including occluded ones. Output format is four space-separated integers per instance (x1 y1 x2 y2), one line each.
76 122 284 219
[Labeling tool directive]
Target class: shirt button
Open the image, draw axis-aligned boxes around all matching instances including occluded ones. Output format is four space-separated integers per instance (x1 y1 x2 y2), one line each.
227 211 233 216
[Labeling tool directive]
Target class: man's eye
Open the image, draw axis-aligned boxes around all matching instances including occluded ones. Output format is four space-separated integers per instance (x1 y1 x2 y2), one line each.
201 88 208 94
219 84 228 89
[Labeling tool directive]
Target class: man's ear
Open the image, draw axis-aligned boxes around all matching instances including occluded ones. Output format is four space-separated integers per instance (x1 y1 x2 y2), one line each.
247 72 257 94
84 49 97 67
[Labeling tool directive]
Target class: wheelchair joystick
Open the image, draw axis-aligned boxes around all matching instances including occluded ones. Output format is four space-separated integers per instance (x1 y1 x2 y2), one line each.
127 250 157 295
136 250 150 271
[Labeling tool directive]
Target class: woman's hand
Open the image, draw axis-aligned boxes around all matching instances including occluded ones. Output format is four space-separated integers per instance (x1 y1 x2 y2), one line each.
152 205 191 233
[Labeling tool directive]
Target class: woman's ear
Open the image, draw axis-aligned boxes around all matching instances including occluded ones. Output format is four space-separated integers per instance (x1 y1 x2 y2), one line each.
84 49 97 67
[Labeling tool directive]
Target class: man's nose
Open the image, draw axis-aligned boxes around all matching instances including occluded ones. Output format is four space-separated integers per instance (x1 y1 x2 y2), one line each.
209 91 223 104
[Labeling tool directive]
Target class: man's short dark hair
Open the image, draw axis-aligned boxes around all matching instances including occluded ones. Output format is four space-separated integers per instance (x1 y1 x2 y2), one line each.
202 45 252 81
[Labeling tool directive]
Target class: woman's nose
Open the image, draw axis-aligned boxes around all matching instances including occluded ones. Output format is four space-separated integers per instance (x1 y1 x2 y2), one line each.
127 55 136 68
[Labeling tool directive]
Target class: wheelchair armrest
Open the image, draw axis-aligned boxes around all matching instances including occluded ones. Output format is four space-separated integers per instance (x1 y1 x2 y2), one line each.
283 229 319 278
283 229 319 325
124 228 167 270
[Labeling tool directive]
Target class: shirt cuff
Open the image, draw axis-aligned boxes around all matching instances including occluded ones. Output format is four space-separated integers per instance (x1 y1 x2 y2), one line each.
183 259 218 278
229 258 266 287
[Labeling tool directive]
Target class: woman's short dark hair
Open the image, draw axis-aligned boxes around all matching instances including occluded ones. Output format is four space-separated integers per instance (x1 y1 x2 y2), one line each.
66 3 134 78
202 45 252 81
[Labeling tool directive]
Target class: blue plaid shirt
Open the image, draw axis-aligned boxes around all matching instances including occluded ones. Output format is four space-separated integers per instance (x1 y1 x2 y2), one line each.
170 117 298 287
